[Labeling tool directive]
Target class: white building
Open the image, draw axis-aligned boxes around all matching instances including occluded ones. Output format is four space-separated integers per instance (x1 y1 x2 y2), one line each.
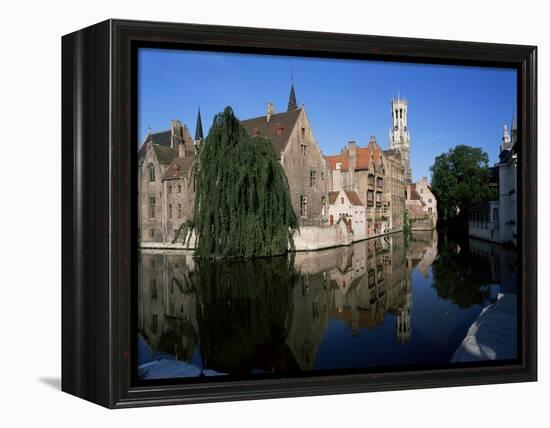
468 120 517 245
469 200 500 242
327 190 366 240
498 123 517 246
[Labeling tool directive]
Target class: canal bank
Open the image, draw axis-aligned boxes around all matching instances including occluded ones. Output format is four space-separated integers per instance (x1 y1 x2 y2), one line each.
140 224 436 252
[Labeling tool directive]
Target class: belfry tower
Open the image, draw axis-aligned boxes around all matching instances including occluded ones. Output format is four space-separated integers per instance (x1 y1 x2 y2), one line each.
389 97 412 183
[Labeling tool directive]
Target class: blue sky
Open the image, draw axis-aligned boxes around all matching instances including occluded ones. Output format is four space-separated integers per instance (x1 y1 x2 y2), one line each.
138 48 517 182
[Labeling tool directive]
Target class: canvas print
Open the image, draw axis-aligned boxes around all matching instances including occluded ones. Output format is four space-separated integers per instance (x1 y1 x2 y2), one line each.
136 49 518 381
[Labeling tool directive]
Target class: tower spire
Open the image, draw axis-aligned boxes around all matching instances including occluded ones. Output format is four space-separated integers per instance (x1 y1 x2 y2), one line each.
195 106 204 142
287 82 297 111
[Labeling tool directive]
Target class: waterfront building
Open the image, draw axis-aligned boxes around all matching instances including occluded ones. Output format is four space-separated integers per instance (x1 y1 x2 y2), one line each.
383 149 406 231
241 84 330 226
469 201 501 242
138 115 199 243
498 122 518 245
326 137 391 237
468 120 517 246
405 178 438 230
327 190 366 239
138 87 437 250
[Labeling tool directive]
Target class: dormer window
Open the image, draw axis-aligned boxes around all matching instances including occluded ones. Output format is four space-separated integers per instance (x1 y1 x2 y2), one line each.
276 123 284 136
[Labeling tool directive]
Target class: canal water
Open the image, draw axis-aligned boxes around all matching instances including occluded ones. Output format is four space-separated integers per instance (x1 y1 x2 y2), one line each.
137 231 517 380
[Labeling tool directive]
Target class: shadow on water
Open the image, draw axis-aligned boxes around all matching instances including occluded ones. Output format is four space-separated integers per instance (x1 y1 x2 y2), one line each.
137 230 517 379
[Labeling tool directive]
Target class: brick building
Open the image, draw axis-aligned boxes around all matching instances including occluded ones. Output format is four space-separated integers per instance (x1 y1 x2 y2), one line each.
241 84 330 225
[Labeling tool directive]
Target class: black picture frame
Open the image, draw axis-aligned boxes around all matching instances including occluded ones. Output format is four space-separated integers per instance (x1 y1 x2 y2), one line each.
61 19 537 408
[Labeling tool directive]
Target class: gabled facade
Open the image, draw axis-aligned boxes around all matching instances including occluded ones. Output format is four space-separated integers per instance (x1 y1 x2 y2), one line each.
241 85 330 225
405 180 437 230
138 116 198 244
326 137 391 236
327 190 366 239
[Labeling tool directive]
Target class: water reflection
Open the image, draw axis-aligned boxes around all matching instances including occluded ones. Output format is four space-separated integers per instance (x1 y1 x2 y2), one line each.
137 231 517 379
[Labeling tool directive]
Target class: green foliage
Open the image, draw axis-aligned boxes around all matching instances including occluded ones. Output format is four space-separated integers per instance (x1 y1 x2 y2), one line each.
430 236 492 308
430 145 495 222
183 107 298 258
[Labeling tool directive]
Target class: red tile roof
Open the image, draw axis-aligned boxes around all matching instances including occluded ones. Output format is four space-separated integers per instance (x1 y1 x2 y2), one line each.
328 190 364 206
345 191 364 206
325 142 383 172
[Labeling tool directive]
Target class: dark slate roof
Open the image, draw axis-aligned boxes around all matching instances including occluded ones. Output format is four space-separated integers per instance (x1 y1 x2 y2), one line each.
195 109 204 141
154 145 179 165
163 156 195 180
138 129 172 158
287 84 297 111
145 130 172 147
240 108 302 156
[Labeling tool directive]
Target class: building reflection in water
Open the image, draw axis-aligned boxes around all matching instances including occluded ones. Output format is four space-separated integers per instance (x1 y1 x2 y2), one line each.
138 230 515 379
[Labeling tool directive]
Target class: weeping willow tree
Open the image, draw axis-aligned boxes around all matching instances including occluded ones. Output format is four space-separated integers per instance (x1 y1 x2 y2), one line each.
178 107 298 258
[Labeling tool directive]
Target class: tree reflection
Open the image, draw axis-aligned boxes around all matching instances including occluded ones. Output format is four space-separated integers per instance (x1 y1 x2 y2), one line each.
430 234 492 308
191 256 300 374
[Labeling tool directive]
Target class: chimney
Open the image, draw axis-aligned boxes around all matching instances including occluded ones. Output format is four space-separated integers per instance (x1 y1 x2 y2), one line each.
170 120 182 148
178 141 185 158
267 102 275 122
347 141 357 173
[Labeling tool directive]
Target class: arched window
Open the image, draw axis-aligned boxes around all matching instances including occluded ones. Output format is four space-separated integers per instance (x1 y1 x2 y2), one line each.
148 164 155 182
493 208 499 221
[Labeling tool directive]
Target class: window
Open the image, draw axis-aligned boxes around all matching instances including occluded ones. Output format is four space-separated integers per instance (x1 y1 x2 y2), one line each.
149 229 155 238
321 172 325 186
177 184 182 194
300 195 307 217
368 174 375 186
168 204 173 219
321 196 326 216
341 197 344 204
428 207 432 213
310 170 316 187
367 190 374 207
375 192 382 207
420 188 424 193
377 177 384 188
168 184 172 194
151 279 157 300
301 127 306 137
148 196 156 219
428 198 432 203
178 203 182 219
493 208 499 221
148 164 155 182
300 144 307 157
